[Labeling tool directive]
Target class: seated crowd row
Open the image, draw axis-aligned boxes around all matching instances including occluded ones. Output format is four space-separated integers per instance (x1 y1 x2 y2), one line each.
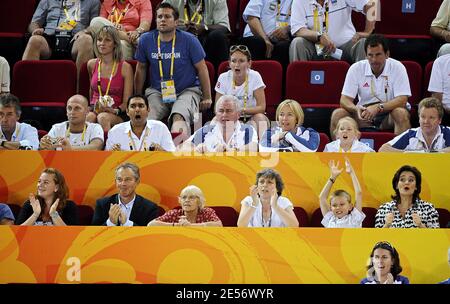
0 161 446 229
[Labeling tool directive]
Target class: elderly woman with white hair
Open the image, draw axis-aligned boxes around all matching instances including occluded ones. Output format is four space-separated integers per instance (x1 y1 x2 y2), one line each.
147 185 223 226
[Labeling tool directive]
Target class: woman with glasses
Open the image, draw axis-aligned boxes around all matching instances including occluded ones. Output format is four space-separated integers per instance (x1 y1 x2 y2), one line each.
259 99 320 152
361 241 409 284
86 25 134 132
16 168 79 226
215 44 269 139
237 168 299 227
147 185 223 226
375 165 440 228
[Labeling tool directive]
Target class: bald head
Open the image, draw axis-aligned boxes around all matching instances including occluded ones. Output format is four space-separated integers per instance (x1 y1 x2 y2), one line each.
67 94 89 108
66 94 89 126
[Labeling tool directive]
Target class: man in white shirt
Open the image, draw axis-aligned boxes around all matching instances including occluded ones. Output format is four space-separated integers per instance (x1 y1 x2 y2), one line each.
289 0 376 63
40 94 104 150
106 94 176 151
379 97 450 153
182 95 258 153
428 53 450 124
330 34 411 139
0 94 39 150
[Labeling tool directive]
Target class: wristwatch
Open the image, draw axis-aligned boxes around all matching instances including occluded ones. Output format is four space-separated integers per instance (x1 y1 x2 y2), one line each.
50 211 59 219
317 32 322 42
377 103 385 113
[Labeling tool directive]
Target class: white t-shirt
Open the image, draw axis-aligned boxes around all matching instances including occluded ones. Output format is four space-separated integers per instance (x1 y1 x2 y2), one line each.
321 208 366 228
240 195 294 227
188 121 258 152
341 58 411 107
215 69 266 110
324 139 374 152
243 0 294 38
428 53 450 110
106 120 176 152
48 121 103 147
0 56 10 93
290 0 368 47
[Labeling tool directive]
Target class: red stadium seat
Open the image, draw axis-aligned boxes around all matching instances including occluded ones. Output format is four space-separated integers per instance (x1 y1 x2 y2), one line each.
293 206 309 227
218 60 282 120
423 61 434 98
437 208 450 228
7 203 21 220
318 132 330 152
37 130 48 140
227 0 239 37
310 208 323 227
361 207 377 228
238 0 250 37
401 61 422 107
12 60 77 130
360 131 395 151
286 61 350 133
78 205 94 226
211 206 238 227
157 205 166 216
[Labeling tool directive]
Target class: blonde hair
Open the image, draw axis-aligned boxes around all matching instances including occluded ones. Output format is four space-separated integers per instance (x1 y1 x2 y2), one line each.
418 97 444 119
179 185 206 209
333 116 360 139
93 25 123 61
276 99 304 127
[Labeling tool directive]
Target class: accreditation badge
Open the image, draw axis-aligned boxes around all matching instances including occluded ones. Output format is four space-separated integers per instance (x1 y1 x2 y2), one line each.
276 21 289 28
161 80 177 103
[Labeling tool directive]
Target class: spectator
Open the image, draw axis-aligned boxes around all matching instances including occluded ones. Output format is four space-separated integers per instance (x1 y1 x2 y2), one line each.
22 0 100 86
428 53 450 124
0 203 15 225
0 56 10 94
379 97 450 153
181 95 258 153
259 99 319 152
319 158 365 227
148 185 223 226
289 0 375 63
324 116 374 152
105 94 176 151
430 0 450 57
330 34 411 139
375 165 440 228
241 0 293 70
163 0 230 69
134 2 212 137
0 94 39 150
89 0 152 60
92 162 159 226
215 44 269 139
360 241 409 284
15 168 79 226
86 25 134 132
40 95 104 150
237 168 299 227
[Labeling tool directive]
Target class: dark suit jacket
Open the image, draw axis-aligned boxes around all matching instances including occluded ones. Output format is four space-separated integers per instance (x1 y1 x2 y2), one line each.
91 194 159 226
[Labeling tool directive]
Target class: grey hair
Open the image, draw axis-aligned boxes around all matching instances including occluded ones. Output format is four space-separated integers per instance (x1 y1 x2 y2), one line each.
115 162 140 181
179 185 206 209
0 93 22 116
215 94 242 113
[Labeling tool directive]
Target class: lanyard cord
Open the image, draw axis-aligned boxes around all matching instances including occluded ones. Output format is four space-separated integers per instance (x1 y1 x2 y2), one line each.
184 0 204 25
157 33 176 81
370 76 389 103
128 126 149 151
232 73 249 122
313 1 329 33
97 59 117 99
109 2 131 25
65 122 86 143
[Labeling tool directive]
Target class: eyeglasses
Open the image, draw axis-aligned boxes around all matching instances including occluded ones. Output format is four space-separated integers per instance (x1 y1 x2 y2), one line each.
229 45 250 53
179 195 198 201
374 241 394 250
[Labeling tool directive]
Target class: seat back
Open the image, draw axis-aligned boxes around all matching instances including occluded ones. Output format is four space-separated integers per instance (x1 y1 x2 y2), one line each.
0 0 37 33
318 132 330 152
360 131 395 151
310 208 323 227
227 0 239 37
238 0 250 37
423 61 434 98
293 206 308 227
7 203 21 220
437 208 450 228
37 129 48 140
362 207 377 228
78 205 94 226
401 60 422 106
211 206 238 227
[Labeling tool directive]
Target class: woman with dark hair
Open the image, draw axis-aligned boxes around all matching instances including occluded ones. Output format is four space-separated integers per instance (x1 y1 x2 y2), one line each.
375 165 440 228
361 241 409 284
16 168 79 226
237 168 299 227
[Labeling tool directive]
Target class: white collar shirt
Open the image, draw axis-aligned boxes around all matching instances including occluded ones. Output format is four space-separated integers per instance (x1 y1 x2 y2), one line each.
0 122 39 150
324 139 374 152
106 194 136 227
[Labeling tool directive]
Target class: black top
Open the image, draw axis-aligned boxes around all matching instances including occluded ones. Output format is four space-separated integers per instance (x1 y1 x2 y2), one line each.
15 200 79 225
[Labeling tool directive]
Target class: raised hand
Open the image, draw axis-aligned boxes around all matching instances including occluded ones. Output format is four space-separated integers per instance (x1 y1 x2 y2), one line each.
49 198 60 215
412 212 423 228
329 160 343 179
29 193 41 216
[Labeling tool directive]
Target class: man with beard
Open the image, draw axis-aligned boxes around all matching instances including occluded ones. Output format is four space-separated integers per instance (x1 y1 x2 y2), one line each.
92 162 159 226
105 94 176 151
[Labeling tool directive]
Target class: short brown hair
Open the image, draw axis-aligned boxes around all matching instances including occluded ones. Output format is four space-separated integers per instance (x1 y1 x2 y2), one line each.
418 97 444 119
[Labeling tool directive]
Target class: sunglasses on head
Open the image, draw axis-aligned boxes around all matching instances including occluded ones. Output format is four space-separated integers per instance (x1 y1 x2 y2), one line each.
375 241 394 250
229 45 249 53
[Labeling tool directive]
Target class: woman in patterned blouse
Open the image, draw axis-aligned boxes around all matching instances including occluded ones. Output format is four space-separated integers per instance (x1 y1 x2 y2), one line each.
147 185 223 227
375 165 440 228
